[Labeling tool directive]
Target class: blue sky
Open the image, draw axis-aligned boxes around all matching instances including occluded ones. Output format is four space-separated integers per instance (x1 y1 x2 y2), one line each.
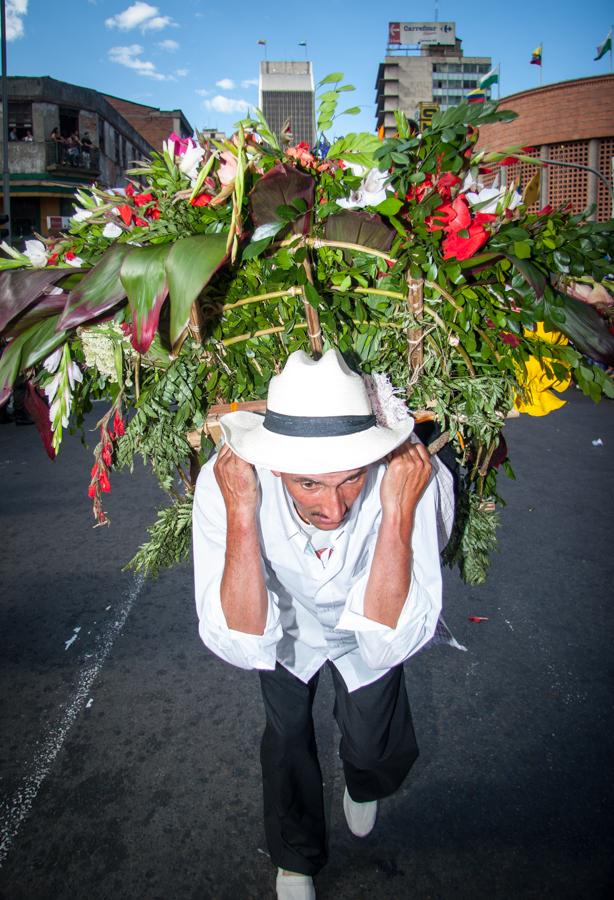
5 0 613 141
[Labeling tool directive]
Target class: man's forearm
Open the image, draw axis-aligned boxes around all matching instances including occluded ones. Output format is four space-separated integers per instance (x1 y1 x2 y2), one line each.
220 512 268 635
363 511 414 629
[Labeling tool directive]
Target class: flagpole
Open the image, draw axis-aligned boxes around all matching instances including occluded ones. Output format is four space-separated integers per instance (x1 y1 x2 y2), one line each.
540 43 543 86
610 26 613 72
498 62 501 100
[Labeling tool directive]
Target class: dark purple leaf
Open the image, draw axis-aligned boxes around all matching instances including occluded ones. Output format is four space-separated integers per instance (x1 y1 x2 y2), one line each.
24 381 56 460
249 163 314 235
324 210 394 254
555 292 614 366
504 254 547 298
5 293 69 339
0 269 69 335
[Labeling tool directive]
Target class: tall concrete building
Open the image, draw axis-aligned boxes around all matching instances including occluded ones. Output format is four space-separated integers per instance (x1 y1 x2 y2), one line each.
376 21 492 136
259 61 316 147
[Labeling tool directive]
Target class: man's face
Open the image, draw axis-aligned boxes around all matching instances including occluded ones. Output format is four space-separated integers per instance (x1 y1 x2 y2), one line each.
274 466 369 531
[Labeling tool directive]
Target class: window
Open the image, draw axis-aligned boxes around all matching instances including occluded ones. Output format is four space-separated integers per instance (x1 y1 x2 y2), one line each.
98 120 105 154
59 107 79 141
7 102 33 140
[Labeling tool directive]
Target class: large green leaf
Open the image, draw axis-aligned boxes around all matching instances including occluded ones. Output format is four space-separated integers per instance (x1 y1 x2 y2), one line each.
165 234 228 346
0 314 67 405
0 269 68 335
553 292 614 366
120 244 170 353
249 163 314 235
59 245 129 330
325 211 394 257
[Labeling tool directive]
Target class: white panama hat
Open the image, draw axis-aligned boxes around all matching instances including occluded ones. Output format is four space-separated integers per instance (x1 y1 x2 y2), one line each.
219 348 414 474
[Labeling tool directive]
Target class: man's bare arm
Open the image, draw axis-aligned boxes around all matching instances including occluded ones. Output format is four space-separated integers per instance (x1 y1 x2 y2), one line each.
214 444 268 635
363 441 432 629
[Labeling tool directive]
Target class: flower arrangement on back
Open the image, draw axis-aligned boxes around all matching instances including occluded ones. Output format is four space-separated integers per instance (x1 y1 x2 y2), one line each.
1 74 613 583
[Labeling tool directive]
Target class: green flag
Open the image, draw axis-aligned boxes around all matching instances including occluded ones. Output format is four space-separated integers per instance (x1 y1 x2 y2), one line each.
479 65 500 89
594 30 612 61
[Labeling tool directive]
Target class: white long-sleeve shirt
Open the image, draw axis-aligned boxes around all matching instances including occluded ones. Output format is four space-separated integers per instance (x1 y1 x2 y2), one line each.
193 455 453 692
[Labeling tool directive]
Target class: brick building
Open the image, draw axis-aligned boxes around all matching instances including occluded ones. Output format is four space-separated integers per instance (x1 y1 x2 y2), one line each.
478 74 614 222
103 95 192 153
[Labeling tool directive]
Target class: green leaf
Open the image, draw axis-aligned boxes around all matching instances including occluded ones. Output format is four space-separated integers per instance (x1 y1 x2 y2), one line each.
0 314 67 404
513 241 532 259
374 197 403 216
165 234 228 346
304 283 321 309
60 245 129 330
120 244 171 354
504 254 546 297
340 107 361 116
319 72 343 85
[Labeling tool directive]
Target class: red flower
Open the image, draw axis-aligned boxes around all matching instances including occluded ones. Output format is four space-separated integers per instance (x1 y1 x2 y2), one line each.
427 195 471 233
65 250 76 260
500 332 520 347
134 192 154 207
91 462 100 478
436 172 461 201
474 212 497 224
125 184 135 198
499 156 519 166
190 193 213 207
537 204 553 216
406 174 433 203
118 204 133 226
478 166 494 175
442 222 489 261
98 470 111 493
88 484 96 498
113 410 125 438
47 252 59 266
149 207 161 220
134 216 148 227
102 442 113 466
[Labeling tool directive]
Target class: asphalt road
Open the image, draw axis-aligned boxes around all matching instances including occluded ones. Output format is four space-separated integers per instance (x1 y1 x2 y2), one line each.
0 390 613 900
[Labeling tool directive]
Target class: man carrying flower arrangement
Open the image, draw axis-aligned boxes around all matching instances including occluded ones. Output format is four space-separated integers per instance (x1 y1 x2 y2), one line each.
193 348 454 899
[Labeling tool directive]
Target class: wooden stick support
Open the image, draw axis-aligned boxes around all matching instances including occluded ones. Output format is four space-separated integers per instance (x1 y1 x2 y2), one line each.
406 275 424 376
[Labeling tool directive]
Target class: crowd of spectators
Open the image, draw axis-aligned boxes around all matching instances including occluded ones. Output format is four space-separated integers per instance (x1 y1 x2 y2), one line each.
49 128 96 167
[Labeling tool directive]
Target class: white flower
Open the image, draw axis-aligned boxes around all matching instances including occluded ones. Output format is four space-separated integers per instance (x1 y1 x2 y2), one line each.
337 168 390 210
67 362 83 390
44 370 62 403
72 207 94 222
65 255 84 268
23 240 48 269
178 142 206 184
103 222 123 239
466 185 521 215
43 347 63 374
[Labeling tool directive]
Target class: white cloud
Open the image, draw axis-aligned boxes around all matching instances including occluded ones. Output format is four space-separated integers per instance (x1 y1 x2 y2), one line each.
204 95 250 114
241 78 258 89
108 44 169 81
195 88 211 97
216 78 235 91
105 3 175 33
142 15 173 31
176 68 189 77
158 39 179 51
6 0 28 41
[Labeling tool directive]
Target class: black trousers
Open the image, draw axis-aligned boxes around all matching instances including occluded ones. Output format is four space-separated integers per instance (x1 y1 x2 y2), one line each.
258 661 419 876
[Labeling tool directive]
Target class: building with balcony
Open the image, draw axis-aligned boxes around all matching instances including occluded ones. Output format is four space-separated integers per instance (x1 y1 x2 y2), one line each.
260 61 316 147
376 22 492 136
1 77 192 243
477 74 614 222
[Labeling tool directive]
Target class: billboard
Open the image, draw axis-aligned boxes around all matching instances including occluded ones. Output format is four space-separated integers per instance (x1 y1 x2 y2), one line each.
388 22 456 46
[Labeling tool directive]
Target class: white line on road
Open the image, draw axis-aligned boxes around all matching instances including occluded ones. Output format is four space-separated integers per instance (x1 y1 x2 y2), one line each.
0 572 146 868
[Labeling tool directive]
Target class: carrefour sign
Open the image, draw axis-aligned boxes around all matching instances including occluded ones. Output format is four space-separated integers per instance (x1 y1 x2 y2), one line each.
388 22 456 46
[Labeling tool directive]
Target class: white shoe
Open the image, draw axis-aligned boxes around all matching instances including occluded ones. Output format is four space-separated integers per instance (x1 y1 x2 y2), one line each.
276 868 316 900
343 787 378 837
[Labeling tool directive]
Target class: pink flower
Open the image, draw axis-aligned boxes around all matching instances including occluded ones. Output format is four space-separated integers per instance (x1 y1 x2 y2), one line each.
167 132 194 157
218 150 238 186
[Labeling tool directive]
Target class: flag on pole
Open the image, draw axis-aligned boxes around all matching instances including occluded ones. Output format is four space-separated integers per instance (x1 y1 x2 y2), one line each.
479 65 499 89
467 87 486 104
530 45 542 66
257 39 267 45
594 30 612 60
298 41 307 47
